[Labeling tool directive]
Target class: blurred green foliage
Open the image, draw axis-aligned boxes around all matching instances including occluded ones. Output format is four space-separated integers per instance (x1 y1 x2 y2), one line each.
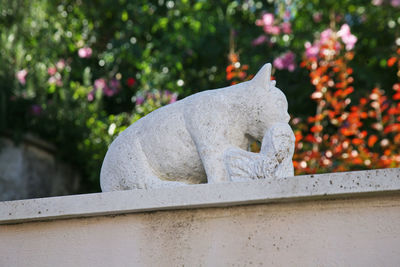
0 0 399 192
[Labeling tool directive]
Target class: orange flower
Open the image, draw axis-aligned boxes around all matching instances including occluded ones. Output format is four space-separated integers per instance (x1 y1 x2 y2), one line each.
359 98 368 105
295 131 303 142
387 57 397 67
343 86 354 96
358 112 367 119
310 125 323 133
368 135 378 147
340 127 354 136
346 68 353 75
384 123 400 134
352 158 363 165
335 82 346 89
394 133 400 143
226 72 234 80
352 138 363 145
228 53 238 63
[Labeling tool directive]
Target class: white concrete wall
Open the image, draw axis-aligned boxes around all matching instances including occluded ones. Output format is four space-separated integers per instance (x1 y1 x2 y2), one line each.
0 168 400 267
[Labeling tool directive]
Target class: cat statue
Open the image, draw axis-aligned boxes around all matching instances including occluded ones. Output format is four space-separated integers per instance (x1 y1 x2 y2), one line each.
100 63 294 191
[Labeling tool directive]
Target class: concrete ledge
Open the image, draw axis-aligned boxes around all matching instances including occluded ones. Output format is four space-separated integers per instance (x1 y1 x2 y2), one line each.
1 169 400 266
1 168 399 225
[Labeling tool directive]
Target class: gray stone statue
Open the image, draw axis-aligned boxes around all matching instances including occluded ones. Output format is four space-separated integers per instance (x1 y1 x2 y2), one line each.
224 122 295 182
100 63 294 191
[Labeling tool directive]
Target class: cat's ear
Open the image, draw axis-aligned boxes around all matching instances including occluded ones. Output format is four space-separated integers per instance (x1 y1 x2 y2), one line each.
251 63 272 91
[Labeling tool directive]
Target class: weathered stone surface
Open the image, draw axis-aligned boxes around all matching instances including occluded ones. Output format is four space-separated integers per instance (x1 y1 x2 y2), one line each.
1 168 399 224
225 122 295 181
100 63 294 191
0 169 399 267
0 136 81 201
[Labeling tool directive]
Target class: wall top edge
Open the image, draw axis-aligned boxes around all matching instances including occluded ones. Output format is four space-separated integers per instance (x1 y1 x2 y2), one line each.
0 168 399 225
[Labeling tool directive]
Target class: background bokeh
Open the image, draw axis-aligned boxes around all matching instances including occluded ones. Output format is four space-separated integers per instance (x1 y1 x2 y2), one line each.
1 0 399 194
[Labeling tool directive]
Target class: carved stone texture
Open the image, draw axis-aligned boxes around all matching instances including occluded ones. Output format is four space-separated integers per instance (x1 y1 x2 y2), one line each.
100 63 294 191
224 123 295 182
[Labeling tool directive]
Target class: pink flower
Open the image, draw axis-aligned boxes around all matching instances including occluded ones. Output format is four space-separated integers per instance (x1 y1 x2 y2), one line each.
87 91 95 101
342 34 357 50
88 78 113 101
320 29 333 44
372 0 383 5
78 47 92 58
281 22 292 34
103 87 114 97
92 78 120 98
135 96 144 105
337 24 357 50
256 13 274 27
105 79 121 97
47 67 57 76
252 35 268 46
391 0 400 7
273 58 284 69
313 12 322 23
284 10 291 20
169 93 178 104
255 19 264 26
264 25 281 35
16 69 27 85
48 76 56 85
56 59 65 70
305 42 320 59
30 105 42 116
109 78 120 91
162 90 178 104
273 51 296 72
262 13 274 26
48 75 63 86
337 24 350 37
94 78 107 90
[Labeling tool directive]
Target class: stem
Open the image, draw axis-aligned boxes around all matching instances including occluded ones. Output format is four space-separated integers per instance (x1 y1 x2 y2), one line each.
229 28 235 56
376 99 383 134
313 101 323 152
329 10 336 30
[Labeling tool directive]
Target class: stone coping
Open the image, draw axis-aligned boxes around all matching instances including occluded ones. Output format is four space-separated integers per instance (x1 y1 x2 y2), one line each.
0 168 399 225
0 132 56 153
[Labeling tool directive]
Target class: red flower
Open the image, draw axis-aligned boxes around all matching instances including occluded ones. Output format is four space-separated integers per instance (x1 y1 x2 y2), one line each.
127 77 136 87
393 92 400 100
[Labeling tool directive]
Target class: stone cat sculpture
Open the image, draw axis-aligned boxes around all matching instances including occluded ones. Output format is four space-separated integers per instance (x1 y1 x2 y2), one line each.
224 122 295 182
100 63 294 191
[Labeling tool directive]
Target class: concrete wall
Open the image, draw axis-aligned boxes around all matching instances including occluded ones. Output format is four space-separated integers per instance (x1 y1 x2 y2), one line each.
0 168 399 266
0 136 81 201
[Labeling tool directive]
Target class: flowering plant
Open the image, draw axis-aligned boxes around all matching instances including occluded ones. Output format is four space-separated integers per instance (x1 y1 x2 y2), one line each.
229 6 400 174
2 0 400 192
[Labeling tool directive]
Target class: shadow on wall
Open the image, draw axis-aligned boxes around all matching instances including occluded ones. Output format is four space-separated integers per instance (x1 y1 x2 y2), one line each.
0 135 81 201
